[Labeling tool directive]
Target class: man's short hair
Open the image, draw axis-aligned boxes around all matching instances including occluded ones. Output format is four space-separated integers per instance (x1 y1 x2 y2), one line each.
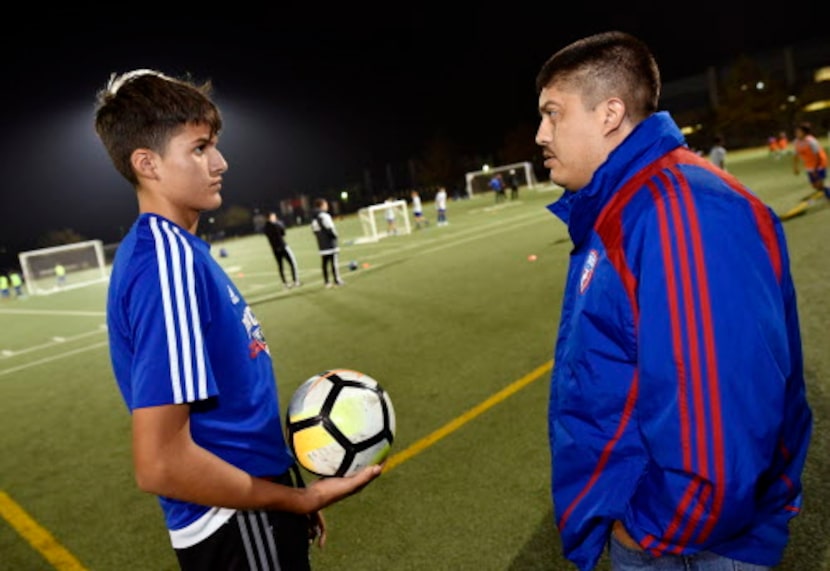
535 31 660 122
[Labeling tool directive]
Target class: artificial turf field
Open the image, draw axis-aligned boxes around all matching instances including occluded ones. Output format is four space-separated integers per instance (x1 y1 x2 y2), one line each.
0 145 828 570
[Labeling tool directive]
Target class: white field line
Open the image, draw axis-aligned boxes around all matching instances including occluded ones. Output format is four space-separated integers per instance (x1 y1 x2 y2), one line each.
1 326 107 360
356 208 556 263
0 308 106 317
0 340 109 378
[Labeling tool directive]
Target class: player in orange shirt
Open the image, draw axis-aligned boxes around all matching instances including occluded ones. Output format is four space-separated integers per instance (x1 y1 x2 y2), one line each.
793 122 829 200
768 135 781 158
776 131 790 157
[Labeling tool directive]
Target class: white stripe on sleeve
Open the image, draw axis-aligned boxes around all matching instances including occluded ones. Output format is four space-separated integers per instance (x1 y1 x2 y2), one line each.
172 226 208 400
150 217 183 404
161 220 195 402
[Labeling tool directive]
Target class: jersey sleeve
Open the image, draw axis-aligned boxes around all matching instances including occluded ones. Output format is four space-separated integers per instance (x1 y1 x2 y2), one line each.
123 228 219 409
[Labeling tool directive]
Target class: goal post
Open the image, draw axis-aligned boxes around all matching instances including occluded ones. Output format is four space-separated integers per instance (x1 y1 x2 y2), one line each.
18 239 108 295
356 200 411 243
464 161 538 198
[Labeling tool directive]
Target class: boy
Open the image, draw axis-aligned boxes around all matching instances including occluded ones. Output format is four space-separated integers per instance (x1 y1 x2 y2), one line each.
94 69 380 571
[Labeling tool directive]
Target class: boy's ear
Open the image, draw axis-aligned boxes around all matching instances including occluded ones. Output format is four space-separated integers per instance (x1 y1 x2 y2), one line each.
131 148 159 180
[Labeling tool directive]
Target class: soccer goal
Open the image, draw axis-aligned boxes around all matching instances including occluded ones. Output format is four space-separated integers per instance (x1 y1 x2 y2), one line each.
464 161 538 198
18 240 108 295
356 199 411 243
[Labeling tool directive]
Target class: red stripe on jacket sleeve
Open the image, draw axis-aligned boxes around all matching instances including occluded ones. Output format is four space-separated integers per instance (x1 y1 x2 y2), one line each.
643 176 708 556
670 166 726 543
558 372 640 531
680 152 782 282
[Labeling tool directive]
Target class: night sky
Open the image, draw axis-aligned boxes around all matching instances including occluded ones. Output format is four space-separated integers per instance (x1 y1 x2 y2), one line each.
0 8 826 267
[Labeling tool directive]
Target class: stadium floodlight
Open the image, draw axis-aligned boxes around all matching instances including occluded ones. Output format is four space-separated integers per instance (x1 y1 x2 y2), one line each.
356 200 411 244
18 240 108 296
464 161 537 198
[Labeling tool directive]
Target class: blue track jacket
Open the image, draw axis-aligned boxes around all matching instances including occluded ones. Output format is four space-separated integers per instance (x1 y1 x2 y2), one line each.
547 112 812 570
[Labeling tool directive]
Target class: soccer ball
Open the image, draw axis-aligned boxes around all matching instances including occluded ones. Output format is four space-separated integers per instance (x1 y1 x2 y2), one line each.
348 260 359 271
285 369 396 477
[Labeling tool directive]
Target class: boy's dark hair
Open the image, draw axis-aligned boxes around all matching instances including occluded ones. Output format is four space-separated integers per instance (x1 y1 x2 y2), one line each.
94 70 223 187
798 122 813 135
535 31 660 122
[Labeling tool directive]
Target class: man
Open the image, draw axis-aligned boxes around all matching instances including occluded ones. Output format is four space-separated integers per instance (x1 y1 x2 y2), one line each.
384 197 398 236
708 135 726 170
94 69 380 571
263 211 301 289
55 263 67 287
489 173 506 203
793 121 830 201
434 186 448 226
507 169 520 200
410 190 429 229
0 273 9 299
310 198 344 288
9 271 23 297
535 32 812 571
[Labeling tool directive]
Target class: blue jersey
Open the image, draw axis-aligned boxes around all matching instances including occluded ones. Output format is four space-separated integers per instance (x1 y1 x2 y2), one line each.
547 112 812 570
107 213 294 546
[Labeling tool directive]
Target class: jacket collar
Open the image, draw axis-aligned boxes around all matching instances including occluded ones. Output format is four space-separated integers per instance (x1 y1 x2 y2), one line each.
548 111 686 247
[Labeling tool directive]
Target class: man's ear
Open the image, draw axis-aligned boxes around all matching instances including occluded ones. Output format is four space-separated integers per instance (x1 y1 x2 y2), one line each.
131 148 159 181
602 98 626 135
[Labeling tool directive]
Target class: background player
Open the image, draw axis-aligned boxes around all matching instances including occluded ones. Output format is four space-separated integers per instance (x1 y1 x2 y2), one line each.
263 211 301 288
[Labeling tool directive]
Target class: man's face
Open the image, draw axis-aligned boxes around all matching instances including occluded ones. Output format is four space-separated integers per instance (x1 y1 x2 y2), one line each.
535 84 608 191
155 123 228 214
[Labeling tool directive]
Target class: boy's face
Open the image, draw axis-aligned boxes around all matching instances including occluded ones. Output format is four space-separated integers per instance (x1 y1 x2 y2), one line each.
154 123 228 214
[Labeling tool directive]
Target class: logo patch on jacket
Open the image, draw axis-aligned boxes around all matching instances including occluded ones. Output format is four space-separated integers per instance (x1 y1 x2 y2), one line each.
580 249 599 294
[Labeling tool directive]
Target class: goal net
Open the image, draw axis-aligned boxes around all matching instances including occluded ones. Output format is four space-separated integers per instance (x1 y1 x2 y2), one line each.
464 161 538 198
356 200 411 243
18 240 108 295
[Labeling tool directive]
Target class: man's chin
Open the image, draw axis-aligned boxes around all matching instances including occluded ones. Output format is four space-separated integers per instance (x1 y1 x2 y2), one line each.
550 173 567 189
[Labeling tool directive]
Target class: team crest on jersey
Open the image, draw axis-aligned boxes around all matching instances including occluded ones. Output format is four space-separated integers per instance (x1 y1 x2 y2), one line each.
241 305 270 358
249 327 269 359
580 249 599 294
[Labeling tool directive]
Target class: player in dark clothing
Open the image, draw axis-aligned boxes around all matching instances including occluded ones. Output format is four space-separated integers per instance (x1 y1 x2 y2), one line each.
310 198 343 288
263 212 300 288
508 169 520 200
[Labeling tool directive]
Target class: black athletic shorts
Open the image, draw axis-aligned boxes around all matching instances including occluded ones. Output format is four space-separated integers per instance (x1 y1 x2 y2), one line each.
174 469 313 571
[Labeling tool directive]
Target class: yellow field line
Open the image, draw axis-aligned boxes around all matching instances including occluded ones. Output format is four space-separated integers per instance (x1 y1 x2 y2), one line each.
0 491 88 570
779 190 825 221
383 360 553 472
0 360 553 569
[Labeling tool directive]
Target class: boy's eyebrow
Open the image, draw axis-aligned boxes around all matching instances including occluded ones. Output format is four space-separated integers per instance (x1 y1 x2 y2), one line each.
538 100 558 113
